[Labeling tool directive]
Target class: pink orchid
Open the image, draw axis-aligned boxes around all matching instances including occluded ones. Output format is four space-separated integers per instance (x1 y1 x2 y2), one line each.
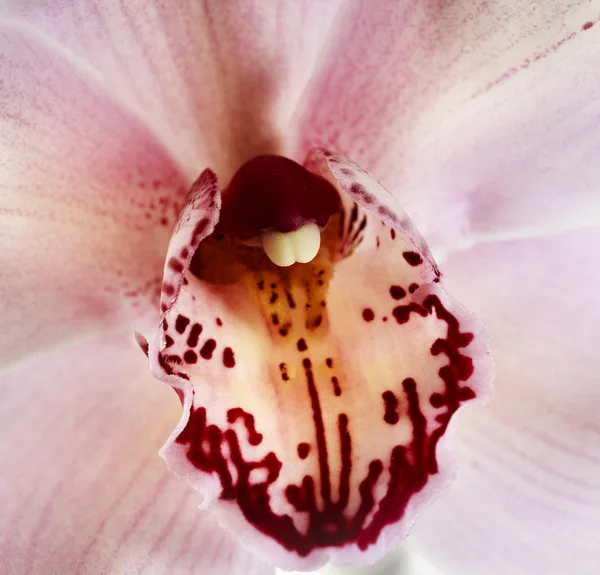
1 2 599 575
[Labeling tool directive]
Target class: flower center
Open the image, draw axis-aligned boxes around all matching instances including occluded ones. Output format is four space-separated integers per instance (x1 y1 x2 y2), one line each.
214 155 341 267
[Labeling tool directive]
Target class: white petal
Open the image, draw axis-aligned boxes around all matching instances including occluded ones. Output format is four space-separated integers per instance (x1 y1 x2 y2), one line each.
291 223 322 263
261 230 296 267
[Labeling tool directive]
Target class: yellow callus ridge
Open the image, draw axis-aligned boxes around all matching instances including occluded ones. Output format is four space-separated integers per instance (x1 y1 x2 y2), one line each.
191 217 341 343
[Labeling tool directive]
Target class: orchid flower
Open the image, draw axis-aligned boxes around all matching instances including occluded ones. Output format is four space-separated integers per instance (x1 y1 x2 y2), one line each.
1 2 600 575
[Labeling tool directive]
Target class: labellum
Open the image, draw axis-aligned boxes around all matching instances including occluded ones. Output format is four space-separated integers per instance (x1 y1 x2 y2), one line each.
137 148 492 571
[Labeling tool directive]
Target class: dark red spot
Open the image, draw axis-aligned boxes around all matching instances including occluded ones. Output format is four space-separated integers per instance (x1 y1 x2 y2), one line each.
278 363 289 382
408 283 419 294
297 443 311 459
164 335 174 348
192 218 209 242
302 357 332 508
297 338 308 352
175 315 190 334
403 251 423 266
257 280 265 290
183 350 198 364
362 308 375 322
349 182 373 205
382 391 400 425
331 376 341 396
313 315 323 328
270 292 278 304
392 303 429 324
286 291 296 309
228 408 262 445
200 339 217 359
459 387 476 401
187 323 202 347
378 205 398 224
430 393 445 408
168 258 184 273
382 317 388 322
216 318 223 326
180 247 189 259
390 229 396 240
279 327 289 337
214 155 341 239
271 313 279 325
326 358 333 368
583 21 594 30
162 283 175 296
223 347 236 368
389 286 406 300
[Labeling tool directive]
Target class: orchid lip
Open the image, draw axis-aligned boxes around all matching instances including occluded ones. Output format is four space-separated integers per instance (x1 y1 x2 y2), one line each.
146 148 492 570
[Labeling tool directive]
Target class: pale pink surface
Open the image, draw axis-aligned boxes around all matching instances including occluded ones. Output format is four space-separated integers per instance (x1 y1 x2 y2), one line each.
411 227 600 575
2 0 345 180
0 26 189 370
0 332 273 575
294 0 600 251
1 0 600 573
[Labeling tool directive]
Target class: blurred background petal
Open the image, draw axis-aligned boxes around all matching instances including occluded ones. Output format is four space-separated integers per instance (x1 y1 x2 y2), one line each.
2 0 347 179
410 226 600 575
0 25 190 371
294 0 600 252
0 331 273 575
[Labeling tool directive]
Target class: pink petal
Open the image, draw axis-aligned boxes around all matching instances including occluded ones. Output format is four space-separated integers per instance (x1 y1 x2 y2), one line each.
410 227 600 575
145 150 492 570
0 26 190 369
3 1 346 179
0 332 273 575
294 2 600 251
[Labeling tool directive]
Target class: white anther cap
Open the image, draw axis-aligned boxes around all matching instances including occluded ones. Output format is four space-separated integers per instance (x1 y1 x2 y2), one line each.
261 223 321 267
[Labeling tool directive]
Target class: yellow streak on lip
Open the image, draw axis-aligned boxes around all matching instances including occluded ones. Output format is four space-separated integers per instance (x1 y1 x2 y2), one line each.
189 215 342 343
